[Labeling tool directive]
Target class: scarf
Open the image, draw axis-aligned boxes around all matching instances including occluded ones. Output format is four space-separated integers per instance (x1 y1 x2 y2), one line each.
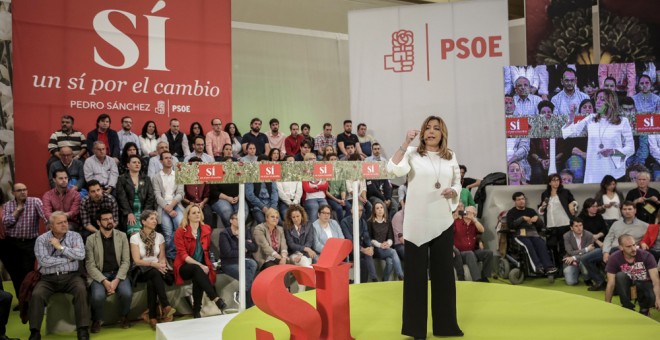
140 229 157 258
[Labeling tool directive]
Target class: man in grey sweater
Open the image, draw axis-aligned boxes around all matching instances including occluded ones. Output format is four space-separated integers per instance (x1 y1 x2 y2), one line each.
603 201 649 263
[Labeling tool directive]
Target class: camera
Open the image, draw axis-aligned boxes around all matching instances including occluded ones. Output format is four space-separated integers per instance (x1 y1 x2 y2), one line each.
458 210 466 217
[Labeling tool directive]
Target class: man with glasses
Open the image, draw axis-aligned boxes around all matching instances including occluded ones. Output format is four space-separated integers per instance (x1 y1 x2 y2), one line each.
160 118 190 162
117 116 141 156
184 137 214 163
205 118 230 161
47 115 87 176
48 146 86 191
1 183 47 300
551 68 589 115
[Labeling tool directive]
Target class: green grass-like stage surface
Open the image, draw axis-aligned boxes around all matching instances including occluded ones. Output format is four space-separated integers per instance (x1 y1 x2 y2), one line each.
223 281 660 339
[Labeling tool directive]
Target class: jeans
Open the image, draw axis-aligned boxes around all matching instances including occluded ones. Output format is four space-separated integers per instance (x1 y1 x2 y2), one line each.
161 205 184 260
222 259 258 307
304 198 328 221
374 247 404 281
563 250 605 285
90 272 133 321
211 199 239 228
394 243 405 262
327 199 351 222
615 272 656 310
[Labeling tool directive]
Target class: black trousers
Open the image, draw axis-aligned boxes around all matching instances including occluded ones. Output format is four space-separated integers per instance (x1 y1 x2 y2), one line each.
402 227 462 338
4 237 36 297
137 268 171 319
0 290 11 336
179 263 218 311
29 273 90 330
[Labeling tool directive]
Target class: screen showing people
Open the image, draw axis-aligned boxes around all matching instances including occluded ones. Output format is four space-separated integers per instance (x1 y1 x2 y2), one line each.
505 62 660 185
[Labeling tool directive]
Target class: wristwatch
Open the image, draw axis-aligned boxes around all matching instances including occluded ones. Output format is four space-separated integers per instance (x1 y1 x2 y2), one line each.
60 246 66 251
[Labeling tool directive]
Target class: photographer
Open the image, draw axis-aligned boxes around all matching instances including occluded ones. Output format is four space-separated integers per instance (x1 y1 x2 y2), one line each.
453 206 493 282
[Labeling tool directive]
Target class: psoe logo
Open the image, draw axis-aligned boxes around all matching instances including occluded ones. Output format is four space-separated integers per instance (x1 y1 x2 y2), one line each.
384 30 414 73
155 100 166 115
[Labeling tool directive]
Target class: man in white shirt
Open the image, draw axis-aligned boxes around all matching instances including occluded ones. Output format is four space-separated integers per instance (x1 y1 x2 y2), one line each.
184 136 214 163
365 143 384 162
83 141 119 194
551 68 590 115
151 151 184 260
513 76 542 116
148 141 179 178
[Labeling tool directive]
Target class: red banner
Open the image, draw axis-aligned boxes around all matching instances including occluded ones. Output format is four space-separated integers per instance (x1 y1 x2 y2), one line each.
636 114 660 133
259 163 282 181
313 163 334 180
505 117 529 137
13 0 231 191
198 164 224 182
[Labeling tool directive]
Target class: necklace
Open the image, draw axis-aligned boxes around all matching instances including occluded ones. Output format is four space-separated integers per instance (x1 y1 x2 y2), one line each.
427 153 442 189
597 120 609 149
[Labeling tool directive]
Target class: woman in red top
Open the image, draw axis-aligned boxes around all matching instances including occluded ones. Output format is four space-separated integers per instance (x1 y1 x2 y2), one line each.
640 211 660 262
302 180 329 223
173 205 226 318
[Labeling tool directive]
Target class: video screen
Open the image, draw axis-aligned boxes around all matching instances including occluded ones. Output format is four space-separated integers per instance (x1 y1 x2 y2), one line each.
505 62 660 185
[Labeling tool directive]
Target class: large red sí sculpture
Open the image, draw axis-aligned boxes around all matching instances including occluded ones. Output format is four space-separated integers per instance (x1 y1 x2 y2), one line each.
252 238 355 340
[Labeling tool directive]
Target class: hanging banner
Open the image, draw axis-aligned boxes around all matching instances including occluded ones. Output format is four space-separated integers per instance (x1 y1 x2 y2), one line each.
12 0 231 192
348 0 509 179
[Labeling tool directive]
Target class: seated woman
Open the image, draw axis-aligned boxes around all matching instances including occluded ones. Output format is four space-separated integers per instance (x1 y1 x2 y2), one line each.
283 204 317 266
173 205 226 318
129 210 176 329
312 205 344 254
117 155 156 235
368 201 404 281
221 143 238 161
119 142 146 176
218 212 258 307
253 208 288 270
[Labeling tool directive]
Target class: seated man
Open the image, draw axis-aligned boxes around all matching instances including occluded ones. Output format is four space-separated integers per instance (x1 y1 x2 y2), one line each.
85 209 132 333
151 151 184 260
453 206 493 282
29 212 89 340
43 169 81 232
80 180 119 241
245 167 279 224
562 217 605 290
506 192 557 275
340 203 378 282
48 146 86 192
83 141 118 195
602 201 649 264
605 234 660 316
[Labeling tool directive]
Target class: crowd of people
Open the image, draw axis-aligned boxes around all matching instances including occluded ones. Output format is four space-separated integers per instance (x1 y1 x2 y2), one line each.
506 62 660 185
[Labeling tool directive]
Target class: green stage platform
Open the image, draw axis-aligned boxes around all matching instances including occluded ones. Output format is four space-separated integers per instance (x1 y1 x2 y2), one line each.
223 281 660 339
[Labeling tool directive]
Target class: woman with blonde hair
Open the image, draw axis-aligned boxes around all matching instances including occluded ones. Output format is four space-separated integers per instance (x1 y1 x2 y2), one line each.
253 208 288 270
388 115 463 338
172 205 226 318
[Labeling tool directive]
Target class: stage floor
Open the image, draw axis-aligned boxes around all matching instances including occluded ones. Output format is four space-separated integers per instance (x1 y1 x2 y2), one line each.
220 281 659 339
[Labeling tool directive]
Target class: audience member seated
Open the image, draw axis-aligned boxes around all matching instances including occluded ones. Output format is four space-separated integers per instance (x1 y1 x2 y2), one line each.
80 180 119 241
595 175 623 228
210 164 241 228
453 206 492 282
506 192 557 275
160 118 190 162
129 210 176 330
42 169 81 231
299 123 315 155
173 205 226 318
336 120 362 159
119 142 146 176
283 205 317 266
294 140 314 161
345 155 373 218
84 141 119 195
284 123 304 157
314 123 336 156
562 217 605 290
364 142 383 162
312 205 344 255
245 175 279 224
181 157 213 225
302 179 328 222
29 212 89 340
577 198 607 248
2 183 47 297
367 177 398 219
224 123 243 159
221 144 238 161
276 160 303 218
205 118 231 161
391 201 405 261
356 123 376 158
218 212 258 307
147 142 179 178
266 119 285 156
139 121 160 162
184 137 214 163
117 116 142 157
46 115 87 177
268 148 282 162
48 146 86 192
242 118 270 156
602 201 649 264
338 141 357 161
325 153 351 222
605 234 660 316
538 173 577 272
252 208 288 270
640 213 660 262
340 203 378 282
240 143 258 163
151 151 184 261
625 171 660 224
116 156 156 235
459 164 481 190
85 209 132 333
368 202 404 281
459 187 476 208
187 122 204 154
86 113 120 162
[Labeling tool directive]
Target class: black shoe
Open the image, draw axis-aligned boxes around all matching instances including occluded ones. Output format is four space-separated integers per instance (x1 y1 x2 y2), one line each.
535 268 545 275
215 298 227 314
639 308 650 316
587 282 606 291
0 335 21 340
434 330 464 337
478 277 490 283
11 305 19 312
28 329 41 340
90 320 101 333
77 327 90 340
193 309 202 319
